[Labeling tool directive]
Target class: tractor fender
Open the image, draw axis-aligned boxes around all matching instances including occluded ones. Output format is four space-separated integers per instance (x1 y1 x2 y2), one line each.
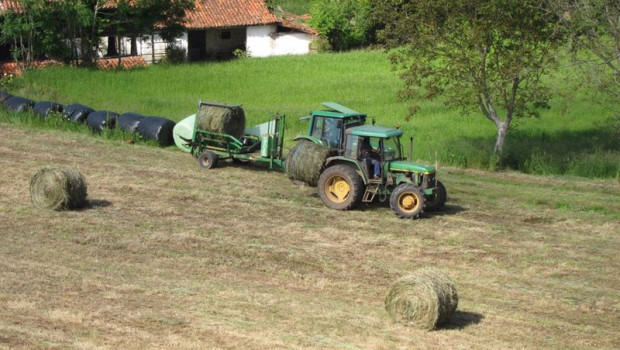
324 156 370 184
293 134 325 146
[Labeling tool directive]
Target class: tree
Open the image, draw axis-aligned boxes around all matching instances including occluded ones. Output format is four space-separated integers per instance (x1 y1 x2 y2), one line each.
373 0 564 153
309 0 376 51
547 0 619 100
0 0 193 66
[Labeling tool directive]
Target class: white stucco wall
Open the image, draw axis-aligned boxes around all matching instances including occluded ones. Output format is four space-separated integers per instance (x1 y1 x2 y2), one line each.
247 24 314 57
272 32 314 56
246 25 277 58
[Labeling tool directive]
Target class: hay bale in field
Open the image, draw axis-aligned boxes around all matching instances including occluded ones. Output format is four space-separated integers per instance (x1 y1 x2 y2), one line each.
33 101 64 119
196 104 245 140
285 140 331 186
118 112 145 133
385 267 458 330
4 96 35 112
136 116 176 146
86 110 118 132
0 90 13 103
29 166 88 211
62 103 94 122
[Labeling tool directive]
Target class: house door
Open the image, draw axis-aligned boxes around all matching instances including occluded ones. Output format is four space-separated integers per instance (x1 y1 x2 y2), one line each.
187 30 207 61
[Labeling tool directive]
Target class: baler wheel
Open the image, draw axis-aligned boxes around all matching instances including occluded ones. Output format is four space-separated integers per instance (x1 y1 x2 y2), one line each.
198 150 218 169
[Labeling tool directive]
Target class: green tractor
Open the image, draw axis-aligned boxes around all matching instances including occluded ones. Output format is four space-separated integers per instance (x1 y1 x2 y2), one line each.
295 103 447 219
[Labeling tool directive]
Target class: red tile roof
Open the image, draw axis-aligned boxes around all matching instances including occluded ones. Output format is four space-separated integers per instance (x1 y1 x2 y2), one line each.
185 0 277 29
0 0 21 13
1 0 277 29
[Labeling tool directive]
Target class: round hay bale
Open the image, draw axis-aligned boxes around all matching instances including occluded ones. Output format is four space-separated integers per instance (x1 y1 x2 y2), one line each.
33 101 64 119
4 96 35 112
285 140 330 187
62 103 94 122
0 90 13 104
86 110 118 132
196 104 245 140
173 114 196 153
118 112 145 133
385 268 458 330
29 166 88 211
136 116 176 146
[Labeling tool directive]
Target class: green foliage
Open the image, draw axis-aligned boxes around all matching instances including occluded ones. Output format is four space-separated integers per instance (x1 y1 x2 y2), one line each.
374 0 564 153
0 0 193 65
162 44 187 64
309 0 376 51
547 0 619 103
266 0 313 15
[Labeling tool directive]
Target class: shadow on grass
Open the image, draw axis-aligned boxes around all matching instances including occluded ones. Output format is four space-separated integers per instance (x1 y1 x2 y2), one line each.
84 199 112 210
443 311 484 330
441 125 619 178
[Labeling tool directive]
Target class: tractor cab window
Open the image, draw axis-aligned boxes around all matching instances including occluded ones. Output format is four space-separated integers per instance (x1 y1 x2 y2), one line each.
383 136 402 161
311 117 342 149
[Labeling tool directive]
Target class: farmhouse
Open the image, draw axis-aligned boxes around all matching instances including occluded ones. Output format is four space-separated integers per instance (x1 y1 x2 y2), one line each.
0 0 317 65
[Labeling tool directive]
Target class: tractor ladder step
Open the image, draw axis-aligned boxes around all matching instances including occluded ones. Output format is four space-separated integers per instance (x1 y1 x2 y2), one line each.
363 180 382 203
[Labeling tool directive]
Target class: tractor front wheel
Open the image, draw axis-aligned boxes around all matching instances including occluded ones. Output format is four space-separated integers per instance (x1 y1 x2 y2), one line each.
425 181 447 211
198 150 218 169
390 183 425 219
318 164 364 210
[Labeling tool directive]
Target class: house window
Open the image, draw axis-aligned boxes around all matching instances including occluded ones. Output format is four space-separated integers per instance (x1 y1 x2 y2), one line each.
221 31 231 40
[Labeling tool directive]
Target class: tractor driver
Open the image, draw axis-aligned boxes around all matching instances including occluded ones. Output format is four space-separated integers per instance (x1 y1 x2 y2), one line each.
360 137 381 179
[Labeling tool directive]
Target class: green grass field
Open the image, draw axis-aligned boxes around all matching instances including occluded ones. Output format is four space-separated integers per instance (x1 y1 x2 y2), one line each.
0 123 618 349
2 50 618 178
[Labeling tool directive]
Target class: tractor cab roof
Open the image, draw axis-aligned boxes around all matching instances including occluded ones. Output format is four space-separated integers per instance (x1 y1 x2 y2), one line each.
311 102 366 119
347 125 403 138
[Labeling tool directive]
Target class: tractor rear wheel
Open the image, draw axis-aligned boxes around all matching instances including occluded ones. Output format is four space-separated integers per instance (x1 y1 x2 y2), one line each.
198 150 218 169
318 164 364 210
390 183 425 219
425 181 447 211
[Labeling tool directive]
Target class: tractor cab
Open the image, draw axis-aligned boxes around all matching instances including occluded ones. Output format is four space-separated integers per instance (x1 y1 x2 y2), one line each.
297 102 367 152
343 125 405 179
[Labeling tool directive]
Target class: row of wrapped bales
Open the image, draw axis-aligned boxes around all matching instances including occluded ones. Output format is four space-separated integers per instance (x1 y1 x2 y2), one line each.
0 90 177 146
285 140 331 186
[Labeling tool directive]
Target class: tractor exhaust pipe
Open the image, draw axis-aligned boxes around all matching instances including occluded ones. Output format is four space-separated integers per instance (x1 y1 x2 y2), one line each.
409 137 413 161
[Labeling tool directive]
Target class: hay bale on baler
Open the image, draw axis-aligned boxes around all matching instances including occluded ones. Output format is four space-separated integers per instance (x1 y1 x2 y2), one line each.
384 267 458 330
285 140 331 187
30 166 88 211
195 103 245 140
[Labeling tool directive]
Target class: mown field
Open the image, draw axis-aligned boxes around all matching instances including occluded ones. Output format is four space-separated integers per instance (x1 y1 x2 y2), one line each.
3 50 618 178
0 120 618 349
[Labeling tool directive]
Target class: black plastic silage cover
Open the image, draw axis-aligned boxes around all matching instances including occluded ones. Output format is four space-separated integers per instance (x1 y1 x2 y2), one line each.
4 96 35 112
136 116 176 146
33 101 64 119
118 112 145 133
62 103 95 122
0 90 13 103
86 110 119 132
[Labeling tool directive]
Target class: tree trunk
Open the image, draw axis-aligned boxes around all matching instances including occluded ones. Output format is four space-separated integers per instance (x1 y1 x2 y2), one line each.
494 121 509 154
131 36 138 56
